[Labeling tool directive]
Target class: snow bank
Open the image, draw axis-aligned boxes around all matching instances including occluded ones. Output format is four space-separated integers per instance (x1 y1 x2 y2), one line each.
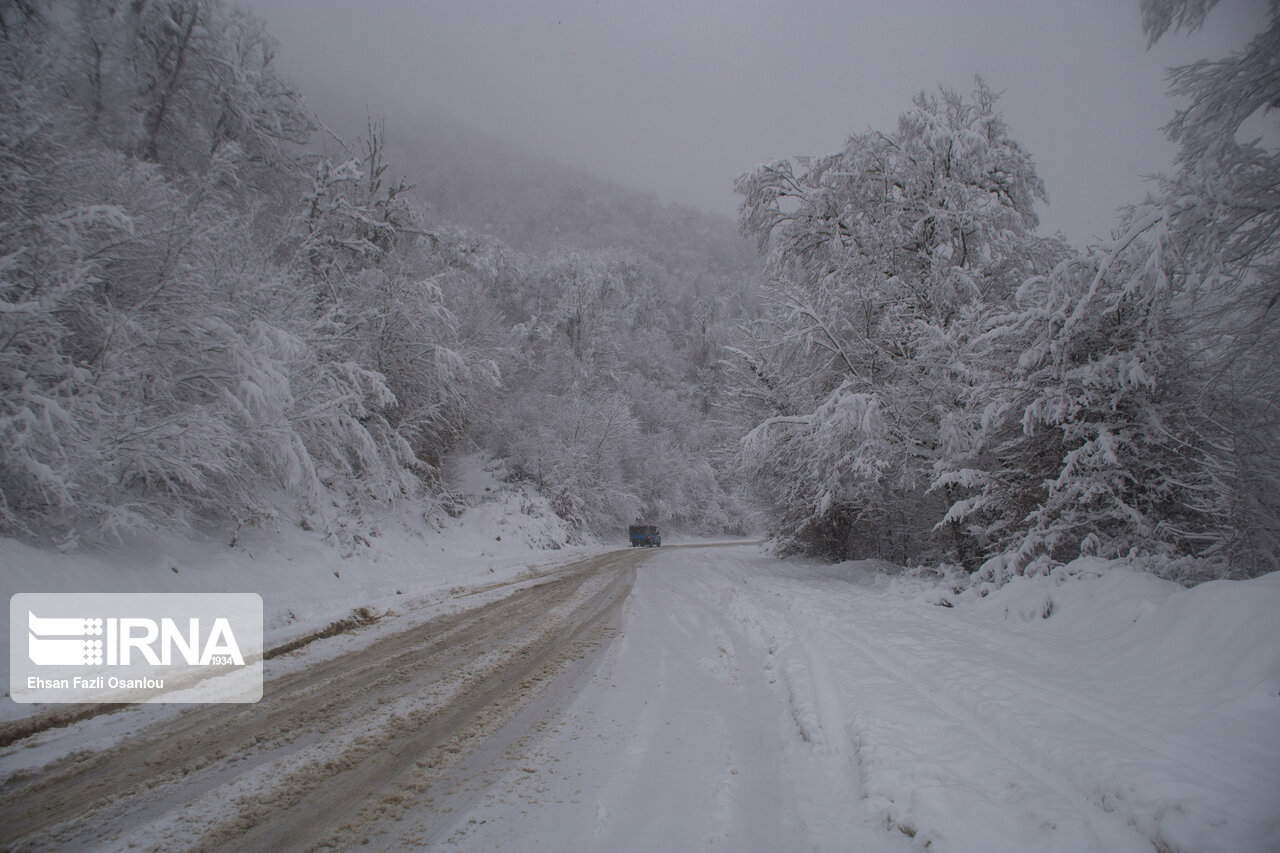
702 550 1280 853
0 454 601 719
959 560 1280 698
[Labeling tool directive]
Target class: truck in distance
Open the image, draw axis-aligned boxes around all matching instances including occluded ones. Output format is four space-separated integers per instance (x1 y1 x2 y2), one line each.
628 525 661 547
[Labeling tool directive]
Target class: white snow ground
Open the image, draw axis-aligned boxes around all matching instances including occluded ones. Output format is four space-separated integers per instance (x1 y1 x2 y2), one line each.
422 545 1280 853
3 462 1278 852
0 454 602 722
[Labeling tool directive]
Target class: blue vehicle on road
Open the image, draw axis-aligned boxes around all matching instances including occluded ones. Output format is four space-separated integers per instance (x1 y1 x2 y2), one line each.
628 525 661 547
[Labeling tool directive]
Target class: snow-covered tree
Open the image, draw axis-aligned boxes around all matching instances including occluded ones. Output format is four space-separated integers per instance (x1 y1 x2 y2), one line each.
0 1 490 546
735 81 1052 563
464 237 750 535
0 0 756 547
937 3 1280 580
940 218 1195 574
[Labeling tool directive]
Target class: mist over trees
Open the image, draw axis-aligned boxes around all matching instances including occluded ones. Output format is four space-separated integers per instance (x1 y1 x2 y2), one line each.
0 0 757 548
377 117 762 534
0 0 1273 583
0 0 507 547
733 0 1279 580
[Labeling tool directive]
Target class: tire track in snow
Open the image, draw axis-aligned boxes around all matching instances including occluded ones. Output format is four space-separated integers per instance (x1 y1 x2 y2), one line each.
672 548 910 851
0 549 644 852
424 546 800 853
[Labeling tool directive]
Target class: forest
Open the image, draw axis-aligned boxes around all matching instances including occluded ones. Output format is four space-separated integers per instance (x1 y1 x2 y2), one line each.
0 0 1275 583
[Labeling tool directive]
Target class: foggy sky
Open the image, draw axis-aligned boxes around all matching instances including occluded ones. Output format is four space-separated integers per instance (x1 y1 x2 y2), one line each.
245 0 1270 245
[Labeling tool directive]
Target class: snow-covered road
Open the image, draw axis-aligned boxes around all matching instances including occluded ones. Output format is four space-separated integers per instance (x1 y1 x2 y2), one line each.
425 543 907 852
426 544 1280 853
2 543 1276 852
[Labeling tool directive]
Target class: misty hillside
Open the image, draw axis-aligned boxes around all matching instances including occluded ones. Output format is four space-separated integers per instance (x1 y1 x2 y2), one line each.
1 0 1276 580
0 0 764 547
386 117 759 279
305 100 758 278
368 118 767 536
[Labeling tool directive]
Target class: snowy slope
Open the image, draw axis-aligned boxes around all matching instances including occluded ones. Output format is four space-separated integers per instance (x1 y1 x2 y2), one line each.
0 455 602 719
431 545 1280 853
